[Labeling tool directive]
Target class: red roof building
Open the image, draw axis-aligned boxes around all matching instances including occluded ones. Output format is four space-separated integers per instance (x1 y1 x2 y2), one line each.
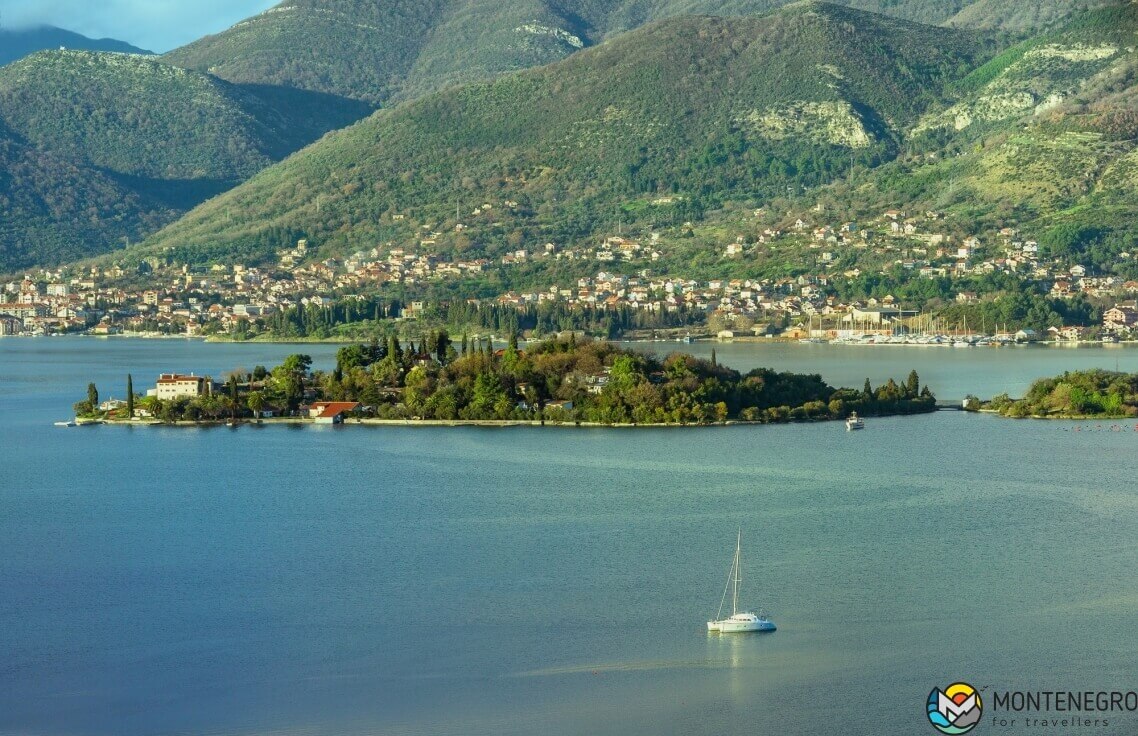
308 401 360 423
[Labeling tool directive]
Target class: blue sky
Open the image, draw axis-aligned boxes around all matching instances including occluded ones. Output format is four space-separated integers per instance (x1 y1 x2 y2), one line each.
0 0 278 52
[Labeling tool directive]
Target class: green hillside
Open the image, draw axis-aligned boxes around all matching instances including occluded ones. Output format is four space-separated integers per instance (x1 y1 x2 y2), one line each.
878 3 1138 265
6 0 1131 274
0 51 371 271
137 2 993 265
0 51 372 181
0 116 170 267
947 0 1118 32
162 0 1043 106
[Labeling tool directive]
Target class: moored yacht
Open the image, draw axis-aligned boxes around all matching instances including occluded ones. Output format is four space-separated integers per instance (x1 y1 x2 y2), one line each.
707 531 776 633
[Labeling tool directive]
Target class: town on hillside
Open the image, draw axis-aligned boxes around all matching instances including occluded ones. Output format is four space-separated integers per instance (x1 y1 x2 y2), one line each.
4 205 1138 341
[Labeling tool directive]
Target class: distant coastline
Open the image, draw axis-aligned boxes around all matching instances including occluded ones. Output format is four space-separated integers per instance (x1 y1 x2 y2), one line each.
11 331 1138 348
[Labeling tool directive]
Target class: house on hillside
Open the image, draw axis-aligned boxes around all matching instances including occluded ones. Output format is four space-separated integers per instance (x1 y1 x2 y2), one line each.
1103 303 1138 332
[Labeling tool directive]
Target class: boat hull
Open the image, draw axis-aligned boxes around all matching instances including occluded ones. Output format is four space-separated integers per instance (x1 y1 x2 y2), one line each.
708 615 776 633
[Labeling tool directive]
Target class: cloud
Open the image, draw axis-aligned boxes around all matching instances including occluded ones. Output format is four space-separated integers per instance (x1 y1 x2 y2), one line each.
0 0 279 52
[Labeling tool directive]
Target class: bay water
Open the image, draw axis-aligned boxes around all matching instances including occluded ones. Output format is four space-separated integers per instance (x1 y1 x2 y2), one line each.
3 338 1137 735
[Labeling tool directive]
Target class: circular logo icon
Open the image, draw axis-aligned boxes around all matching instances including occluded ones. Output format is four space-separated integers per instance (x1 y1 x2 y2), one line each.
927 682 983 734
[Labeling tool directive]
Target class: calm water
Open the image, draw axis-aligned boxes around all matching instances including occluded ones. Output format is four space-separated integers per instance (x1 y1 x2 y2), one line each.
3 337 1138 735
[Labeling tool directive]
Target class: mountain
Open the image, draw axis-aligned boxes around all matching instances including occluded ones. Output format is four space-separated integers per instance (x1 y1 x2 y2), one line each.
876 2 1138 262
161 0 1058 106
0 25 151 67
2 0 1125 273
136 2 996 265
0 51 371 271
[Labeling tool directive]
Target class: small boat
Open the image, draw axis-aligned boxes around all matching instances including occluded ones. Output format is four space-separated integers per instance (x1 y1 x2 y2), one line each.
53 419 77 427
846 412 865 431
707 531 775 633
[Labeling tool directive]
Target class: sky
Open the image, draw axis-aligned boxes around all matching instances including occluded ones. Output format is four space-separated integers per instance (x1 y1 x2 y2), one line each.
0 0 279 53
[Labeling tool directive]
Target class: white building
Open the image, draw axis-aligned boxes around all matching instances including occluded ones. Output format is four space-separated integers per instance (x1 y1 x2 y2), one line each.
153 373 208 400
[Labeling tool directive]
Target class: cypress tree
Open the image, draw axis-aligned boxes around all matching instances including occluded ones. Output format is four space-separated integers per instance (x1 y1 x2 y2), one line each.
228 374 239 420
126 374 134 418
87 382 98 409
436 330 450 364
711 348 717 367
906 370 920 398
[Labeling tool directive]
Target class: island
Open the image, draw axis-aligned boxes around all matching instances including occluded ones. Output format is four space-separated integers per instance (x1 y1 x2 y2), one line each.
971 369 1138 419
74 334 936 426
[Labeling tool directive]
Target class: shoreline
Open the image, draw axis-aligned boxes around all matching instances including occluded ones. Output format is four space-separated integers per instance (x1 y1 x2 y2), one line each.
9 332 1138 348
80 414 934 429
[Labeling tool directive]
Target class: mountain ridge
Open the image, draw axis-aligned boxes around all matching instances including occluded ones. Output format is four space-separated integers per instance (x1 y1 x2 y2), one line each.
161 0 1077 106
0 24 151 67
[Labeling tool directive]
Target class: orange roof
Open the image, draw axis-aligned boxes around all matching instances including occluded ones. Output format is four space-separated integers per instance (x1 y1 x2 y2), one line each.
312 401 360 418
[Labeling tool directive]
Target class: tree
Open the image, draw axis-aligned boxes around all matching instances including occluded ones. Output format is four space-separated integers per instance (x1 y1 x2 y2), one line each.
126 374 134 419
436 329 452 364
247 390 265 418
87 383 99 410
228 375 240 420
280 354 312 376
711 348 717 367
905 370 920 398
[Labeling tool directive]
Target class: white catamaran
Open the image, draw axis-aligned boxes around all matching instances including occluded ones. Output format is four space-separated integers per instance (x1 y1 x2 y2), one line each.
707 531 776 633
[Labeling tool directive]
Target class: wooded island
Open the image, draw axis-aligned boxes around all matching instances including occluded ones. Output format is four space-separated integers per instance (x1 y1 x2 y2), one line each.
76 335 937 425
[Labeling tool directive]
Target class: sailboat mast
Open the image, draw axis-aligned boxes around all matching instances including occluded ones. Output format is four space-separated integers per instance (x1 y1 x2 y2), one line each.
733 530 741 615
